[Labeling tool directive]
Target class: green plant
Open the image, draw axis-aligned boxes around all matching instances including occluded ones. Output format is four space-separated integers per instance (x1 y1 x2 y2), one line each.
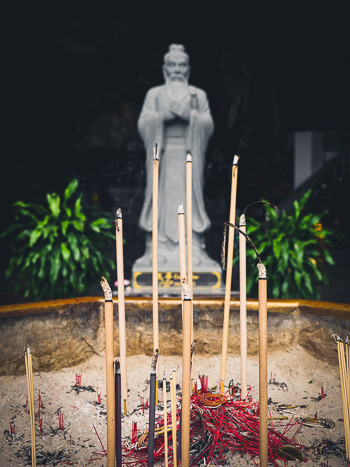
235 190 336 299
1 180 114 300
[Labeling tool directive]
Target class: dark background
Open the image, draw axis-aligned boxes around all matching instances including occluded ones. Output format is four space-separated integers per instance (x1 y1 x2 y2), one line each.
2 1 350 302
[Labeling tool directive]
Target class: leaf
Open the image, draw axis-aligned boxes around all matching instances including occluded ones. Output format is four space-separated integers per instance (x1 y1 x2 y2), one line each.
29 228 42 247
61 243 71 262
64 179 79 201
303 273 313 294
324 249 335 265
90 224 101 233
61 221 70 236
299 189 311 208
294 243 304 267
72 220 84 231
293 200 300 219
68 233 80 261
46 193 61 217
272 233 284 259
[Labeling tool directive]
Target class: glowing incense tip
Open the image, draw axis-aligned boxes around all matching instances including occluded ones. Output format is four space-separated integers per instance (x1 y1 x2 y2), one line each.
257 262 267 279
182 281 191 300
116 208 122 219
232 154 240 165
100 276 112 301
239 213 246 226
186 152 192 162
153 143 159 160
178 202 184 214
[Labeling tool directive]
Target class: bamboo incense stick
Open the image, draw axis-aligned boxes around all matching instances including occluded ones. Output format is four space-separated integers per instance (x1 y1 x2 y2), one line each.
25 346 36 467
115 209 128 413
239 214 248 400
186 153 193 342
220 154 240 391
178 203 187 298
100 277 116 467
163 372 169 467
152 144 160 371
181 283 192 467
148 349 159 467
114 359 122 467
335 335 350 460
171 367 177 467
258 262 268 467
346 335 350 459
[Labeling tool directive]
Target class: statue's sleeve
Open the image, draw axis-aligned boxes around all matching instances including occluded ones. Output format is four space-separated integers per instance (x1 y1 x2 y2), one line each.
138 89 163 155
187 89 214 233
137 89 164 232
188 90 214 174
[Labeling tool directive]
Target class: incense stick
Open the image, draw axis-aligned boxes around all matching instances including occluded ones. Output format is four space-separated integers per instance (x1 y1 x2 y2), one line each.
220 155 240 390
171 367 177 467
163 373 169 467
100 277 116 466
115 209 128 413
239 214 248 400
239 201 277 401
148 349 159 467
25 346 36 467
178 203 187 300
152 144 159 373
114 359 122 467
181 282 192 467
258 263 268 467
334 335 350 460
186 153 193 342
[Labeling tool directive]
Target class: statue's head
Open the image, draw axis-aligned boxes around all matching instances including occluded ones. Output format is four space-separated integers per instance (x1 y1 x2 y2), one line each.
163 44 190 83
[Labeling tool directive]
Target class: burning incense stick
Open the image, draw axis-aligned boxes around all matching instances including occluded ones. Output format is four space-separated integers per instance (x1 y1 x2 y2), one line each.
114 359 122 467
115 209 128 413
181 282 192 467
148 349 159 467
100 277 116 466
178 203 187 297
239 214 248 400
171 367 177 467
163 372 169 467
220 154 240 391
186 153 193 342
152 144 159 370
258 262 268 467
25 346 36 467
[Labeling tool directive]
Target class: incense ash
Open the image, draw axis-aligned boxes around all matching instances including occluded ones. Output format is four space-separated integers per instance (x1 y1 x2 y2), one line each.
0 347 346 466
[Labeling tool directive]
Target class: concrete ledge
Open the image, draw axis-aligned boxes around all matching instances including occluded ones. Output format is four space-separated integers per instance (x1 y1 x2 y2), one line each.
0 297 349 376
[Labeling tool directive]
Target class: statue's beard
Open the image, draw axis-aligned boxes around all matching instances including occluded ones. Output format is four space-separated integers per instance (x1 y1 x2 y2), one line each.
165 77 189 101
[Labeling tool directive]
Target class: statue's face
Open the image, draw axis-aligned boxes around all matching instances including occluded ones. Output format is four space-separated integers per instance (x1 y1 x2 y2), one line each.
163 53 189 83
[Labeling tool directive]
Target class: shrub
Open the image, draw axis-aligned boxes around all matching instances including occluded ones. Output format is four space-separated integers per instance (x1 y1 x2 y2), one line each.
236 190 336 299
1 180 114 300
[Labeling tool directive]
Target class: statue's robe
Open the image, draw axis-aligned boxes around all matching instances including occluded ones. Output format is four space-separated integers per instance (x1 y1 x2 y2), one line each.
138 84 214 245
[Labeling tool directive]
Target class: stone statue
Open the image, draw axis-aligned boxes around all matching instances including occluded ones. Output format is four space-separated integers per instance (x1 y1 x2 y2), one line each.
133 44 221 289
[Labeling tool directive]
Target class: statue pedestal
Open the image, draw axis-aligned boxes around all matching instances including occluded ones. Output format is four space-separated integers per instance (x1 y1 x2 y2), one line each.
131 238 223 294
132 267 222 294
